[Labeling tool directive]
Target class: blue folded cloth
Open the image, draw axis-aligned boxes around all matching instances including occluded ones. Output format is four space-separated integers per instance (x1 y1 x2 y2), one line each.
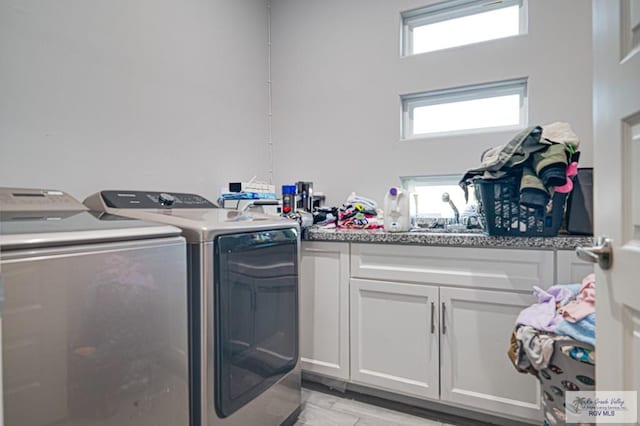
219 192 278 200
555 313 595 346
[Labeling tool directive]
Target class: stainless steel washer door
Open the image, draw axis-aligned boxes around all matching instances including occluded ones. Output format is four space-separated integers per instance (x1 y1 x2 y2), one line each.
213 229 299 418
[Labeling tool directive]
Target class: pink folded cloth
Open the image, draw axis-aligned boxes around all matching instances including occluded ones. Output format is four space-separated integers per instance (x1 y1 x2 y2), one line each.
558 273 595 322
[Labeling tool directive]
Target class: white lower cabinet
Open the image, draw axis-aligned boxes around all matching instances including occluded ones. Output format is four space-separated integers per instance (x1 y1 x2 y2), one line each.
439 287 541 420
300 242 350 379
300 242 554 423
350 278 440 400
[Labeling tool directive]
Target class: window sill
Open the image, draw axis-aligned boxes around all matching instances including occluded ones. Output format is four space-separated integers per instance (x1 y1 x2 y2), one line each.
400 124 526 143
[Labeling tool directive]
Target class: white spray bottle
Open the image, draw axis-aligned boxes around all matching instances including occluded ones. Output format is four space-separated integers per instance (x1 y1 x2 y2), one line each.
384 187 410 232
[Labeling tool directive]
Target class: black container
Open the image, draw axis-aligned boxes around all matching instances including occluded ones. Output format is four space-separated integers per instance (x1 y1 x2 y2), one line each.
296 181 314 212
475 176 568 237
566 168 593 235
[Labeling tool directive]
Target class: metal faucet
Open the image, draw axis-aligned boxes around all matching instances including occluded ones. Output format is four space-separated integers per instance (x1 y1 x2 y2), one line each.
441 192 460 224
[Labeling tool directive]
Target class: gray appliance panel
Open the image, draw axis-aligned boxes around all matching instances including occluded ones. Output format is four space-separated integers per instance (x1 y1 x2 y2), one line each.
0 188 88 212
1 237 189 426
100 190 215 209
83 192 300 243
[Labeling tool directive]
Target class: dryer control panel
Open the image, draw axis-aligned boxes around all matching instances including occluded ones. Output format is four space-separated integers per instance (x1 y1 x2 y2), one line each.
0 188 88 212
101 191 216 209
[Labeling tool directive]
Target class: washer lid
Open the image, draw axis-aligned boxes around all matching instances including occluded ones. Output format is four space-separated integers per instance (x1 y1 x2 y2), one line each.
0 211 182 250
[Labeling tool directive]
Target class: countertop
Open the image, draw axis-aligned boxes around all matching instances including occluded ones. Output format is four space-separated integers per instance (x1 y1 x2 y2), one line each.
303 227 593 250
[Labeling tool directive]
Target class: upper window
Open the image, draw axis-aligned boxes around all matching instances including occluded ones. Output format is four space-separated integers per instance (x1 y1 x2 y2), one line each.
401 78 527 139
402 0 527 56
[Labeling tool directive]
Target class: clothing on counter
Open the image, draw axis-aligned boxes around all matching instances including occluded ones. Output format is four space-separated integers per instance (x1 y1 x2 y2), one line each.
533 143 570 187
554 161 579 194
345 192 378 210
218 191 277 200
541 121 581 149
520 166 550 209
460 123 579 209
461 126 548 183
558 273 595 322
336 193 384 229
313 207 338 226
313 194 384 229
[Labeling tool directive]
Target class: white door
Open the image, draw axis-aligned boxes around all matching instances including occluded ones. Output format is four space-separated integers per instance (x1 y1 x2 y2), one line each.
439 287 541 421
299 242 350 379
350 278 439 400
0 268 3 426
592 0 640 405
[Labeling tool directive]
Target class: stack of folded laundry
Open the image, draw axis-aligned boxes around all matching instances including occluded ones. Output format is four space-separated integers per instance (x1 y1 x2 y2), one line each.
336 193 384 230
460 122 581 210
313 207 339 227
508 273 596 376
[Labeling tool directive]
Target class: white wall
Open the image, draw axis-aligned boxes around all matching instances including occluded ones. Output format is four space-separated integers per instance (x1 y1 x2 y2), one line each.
0 0 269 202
270 0 593 206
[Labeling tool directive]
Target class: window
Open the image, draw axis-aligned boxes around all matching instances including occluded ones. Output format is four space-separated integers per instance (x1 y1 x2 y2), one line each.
402 0 527 56
401 78 527 138
402 175 475 219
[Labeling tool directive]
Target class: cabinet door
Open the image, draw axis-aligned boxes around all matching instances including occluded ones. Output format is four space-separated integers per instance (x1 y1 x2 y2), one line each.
556 250 594 284
300 242 350 379
440 287 541 420
350 278 439 400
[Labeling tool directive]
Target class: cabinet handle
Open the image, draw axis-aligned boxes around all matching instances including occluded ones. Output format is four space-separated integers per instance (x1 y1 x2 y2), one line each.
441 302 447 335
430 302 435 334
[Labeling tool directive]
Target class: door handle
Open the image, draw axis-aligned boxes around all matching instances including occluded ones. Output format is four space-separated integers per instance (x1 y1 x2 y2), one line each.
430 302 435 334
441 302 446 335
576 237 613 270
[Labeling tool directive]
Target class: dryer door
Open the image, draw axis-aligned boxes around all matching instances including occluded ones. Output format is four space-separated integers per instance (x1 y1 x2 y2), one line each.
214 228 299 418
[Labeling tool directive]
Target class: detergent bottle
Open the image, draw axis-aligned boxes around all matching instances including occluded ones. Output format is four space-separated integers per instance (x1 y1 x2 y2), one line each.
383 187 411 232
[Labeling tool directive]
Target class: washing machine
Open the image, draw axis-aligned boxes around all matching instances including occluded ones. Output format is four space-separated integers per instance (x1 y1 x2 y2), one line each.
0 188 189 426
84 190 301 426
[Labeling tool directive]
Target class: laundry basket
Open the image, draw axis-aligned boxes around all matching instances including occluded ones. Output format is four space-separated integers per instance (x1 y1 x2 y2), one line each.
474 176 568 237
535 337 595 426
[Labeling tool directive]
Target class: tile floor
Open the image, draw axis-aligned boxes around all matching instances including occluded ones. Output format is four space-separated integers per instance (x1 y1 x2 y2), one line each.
295 387 455 426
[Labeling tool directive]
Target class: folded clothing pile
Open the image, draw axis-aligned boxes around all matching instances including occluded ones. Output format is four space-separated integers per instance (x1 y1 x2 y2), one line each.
460 122 580 210
217 191 278 207
313 207 339 227
337 193 384 230
508 273 596 376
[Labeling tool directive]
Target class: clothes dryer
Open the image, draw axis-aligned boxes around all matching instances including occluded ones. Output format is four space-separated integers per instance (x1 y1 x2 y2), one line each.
84 190 301 426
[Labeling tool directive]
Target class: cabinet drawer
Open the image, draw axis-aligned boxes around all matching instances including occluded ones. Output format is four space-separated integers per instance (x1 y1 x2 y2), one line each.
351 244 553 292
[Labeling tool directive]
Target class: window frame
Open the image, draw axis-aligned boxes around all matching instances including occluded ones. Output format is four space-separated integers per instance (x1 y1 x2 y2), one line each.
401 174 475 219
401 0 527 57
400 78 528 140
